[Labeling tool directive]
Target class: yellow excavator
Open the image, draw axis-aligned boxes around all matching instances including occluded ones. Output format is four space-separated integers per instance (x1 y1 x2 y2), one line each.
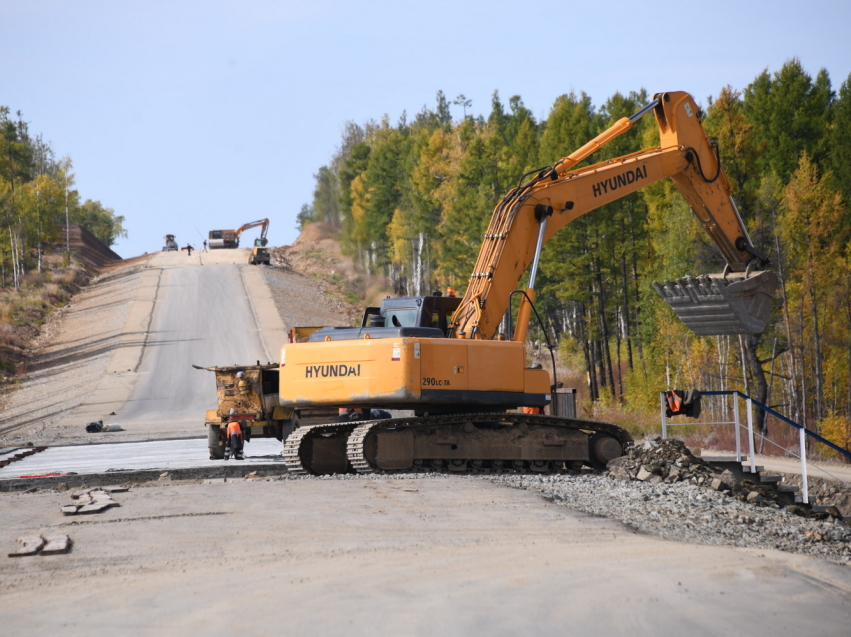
277 91 778 475
209 218 270 250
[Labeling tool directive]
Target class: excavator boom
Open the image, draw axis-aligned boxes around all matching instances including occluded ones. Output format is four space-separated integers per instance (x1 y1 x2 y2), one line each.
235 218 270 245
451 91 776 340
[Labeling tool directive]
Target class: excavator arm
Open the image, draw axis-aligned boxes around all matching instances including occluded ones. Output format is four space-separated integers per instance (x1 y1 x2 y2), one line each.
235 218 270 243
450 91 777 341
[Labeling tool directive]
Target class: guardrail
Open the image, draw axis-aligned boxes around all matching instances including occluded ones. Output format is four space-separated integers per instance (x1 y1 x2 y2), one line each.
660 390 851 504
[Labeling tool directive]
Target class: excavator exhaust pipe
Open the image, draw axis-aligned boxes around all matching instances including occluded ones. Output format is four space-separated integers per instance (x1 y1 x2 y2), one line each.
653 270 778 336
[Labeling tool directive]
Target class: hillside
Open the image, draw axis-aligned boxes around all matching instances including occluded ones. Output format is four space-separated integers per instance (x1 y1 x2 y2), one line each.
268 222 391 325
0 225 125 384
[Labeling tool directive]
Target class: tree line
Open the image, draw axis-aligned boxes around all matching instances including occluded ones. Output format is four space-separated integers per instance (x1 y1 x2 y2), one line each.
0 107 126 289
302 58 851 448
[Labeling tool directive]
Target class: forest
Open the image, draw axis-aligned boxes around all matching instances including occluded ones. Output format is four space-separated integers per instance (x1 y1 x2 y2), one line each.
298 59 851 452
0 106 126 289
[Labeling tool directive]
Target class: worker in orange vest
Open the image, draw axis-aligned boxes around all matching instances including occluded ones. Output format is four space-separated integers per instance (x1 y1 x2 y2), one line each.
224 417 245 460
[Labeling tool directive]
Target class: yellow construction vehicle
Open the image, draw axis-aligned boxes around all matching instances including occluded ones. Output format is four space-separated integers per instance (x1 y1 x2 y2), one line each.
209 218 270 250
248 240 271 265
199 364 295 459
196 358 337 460
276 91 777 476
162 234 178 251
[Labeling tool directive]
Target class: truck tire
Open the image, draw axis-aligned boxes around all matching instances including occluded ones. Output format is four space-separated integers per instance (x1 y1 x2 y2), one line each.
208 424 225 460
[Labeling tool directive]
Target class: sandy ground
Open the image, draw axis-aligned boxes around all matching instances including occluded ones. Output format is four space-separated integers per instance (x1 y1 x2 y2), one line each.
2 476 850 637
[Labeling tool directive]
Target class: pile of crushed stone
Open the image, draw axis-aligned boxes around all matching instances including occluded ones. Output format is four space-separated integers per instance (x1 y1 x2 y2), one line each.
606 437 841 519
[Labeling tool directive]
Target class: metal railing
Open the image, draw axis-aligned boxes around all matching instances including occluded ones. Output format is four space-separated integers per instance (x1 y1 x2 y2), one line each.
660 390 851 504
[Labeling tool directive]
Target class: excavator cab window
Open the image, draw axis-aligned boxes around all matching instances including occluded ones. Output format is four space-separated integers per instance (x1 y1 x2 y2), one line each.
384 309 418 328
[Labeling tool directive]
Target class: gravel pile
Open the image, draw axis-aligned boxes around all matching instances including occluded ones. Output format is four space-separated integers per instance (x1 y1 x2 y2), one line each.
606 437 827 515
491 473 851 565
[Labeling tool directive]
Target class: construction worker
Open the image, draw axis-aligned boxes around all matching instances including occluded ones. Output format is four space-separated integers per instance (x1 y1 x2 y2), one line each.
185 244 193 256
202 239 208 252
446 286 456 297
224 417 245 460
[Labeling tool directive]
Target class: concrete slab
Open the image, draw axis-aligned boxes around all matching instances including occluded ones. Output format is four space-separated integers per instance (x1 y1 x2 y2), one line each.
0 438 285 479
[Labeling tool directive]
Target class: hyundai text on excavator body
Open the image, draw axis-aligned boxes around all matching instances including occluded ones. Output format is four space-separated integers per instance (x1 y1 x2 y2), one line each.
276 92 777 476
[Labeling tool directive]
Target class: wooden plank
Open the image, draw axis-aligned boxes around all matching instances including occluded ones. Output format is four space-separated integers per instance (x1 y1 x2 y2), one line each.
8 536 45 557
41 535 72 555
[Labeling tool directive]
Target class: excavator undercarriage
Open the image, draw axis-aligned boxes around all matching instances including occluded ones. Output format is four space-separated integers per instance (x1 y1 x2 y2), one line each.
283 413 632 476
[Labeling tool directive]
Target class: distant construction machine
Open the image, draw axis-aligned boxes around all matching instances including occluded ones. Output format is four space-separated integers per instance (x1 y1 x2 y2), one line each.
162 234 178 251
208 218 270 250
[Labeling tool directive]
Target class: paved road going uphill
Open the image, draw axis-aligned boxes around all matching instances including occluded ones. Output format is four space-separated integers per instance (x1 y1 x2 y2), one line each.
116 256 268 426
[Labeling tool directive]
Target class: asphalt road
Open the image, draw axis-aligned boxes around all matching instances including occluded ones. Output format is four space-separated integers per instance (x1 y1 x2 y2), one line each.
115 257 268 426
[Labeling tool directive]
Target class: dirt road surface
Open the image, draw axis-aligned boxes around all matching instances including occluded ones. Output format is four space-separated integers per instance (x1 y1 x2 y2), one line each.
2 476 850 637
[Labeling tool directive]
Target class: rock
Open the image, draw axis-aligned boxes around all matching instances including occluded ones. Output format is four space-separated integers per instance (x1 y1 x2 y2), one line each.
636 466 654 481
823 505 842 519
720 470 737 488
747 491 763 505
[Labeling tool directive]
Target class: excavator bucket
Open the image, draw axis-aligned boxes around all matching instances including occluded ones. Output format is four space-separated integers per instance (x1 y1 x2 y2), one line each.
653 270 778 336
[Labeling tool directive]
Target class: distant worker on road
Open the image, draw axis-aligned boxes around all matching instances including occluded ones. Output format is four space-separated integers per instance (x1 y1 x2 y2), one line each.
185 244 193 256
203 239 207 252
224 416 245 460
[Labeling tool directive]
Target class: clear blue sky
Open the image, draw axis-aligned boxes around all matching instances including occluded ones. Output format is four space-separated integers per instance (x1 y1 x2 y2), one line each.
2 0 849 258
